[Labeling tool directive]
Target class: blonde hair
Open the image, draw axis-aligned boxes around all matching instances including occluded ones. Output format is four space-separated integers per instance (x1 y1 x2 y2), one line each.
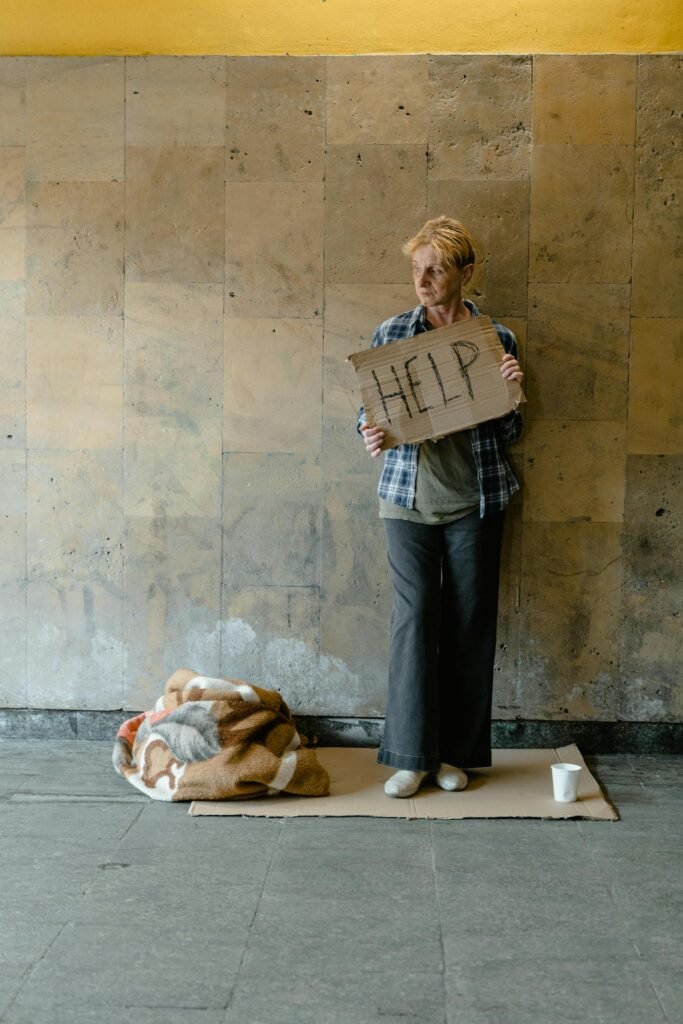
403 216 476 270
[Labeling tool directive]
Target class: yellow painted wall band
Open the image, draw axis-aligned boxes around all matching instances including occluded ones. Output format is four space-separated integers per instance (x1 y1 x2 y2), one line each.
1 0 682 56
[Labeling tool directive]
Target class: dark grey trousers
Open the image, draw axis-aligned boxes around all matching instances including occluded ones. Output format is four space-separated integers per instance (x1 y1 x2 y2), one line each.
378 510 505 772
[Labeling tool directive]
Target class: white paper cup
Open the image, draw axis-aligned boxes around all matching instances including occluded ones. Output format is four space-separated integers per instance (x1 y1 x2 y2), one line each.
551 762 582 803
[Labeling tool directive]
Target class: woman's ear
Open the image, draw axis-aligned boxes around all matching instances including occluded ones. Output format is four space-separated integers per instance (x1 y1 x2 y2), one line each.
462 263 475 285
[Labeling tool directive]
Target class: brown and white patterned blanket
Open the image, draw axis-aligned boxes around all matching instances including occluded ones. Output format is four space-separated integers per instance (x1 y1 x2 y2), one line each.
113 669 330 802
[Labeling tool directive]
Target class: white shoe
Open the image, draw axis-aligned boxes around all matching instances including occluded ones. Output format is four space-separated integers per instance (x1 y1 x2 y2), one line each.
435 763 468 791
384 769 428 798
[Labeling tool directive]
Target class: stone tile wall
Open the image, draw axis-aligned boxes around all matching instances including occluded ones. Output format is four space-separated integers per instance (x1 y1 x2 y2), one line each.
0 54 680 722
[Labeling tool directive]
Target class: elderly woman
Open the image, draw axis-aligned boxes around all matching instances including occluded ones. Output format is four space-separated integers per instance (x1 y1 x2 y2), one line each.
359 216 524 798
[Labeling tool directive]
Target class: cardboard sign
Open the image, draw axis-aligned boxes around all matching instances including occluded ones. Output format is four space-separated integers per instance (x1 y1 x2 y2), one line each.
348 315 525 449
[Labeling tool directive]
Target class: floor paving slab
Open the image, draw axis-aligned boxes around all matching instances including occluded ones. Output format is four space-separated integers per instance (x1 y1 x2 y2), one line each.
608 876 683 957
0 854 111 904
0 965 32 1018
445 956 669 1024
0 800 145 843
0 832 115 861
2 1007 227 1024
629 755 682 787
16 923 240 1010
223 967 446 1024
0 743 680 1024
264 847 436 901
578 830 682 884
115 816 282 887
438 874 635 964
13 772 142 799
72 863 265 928
0 775 39 799
581 793 683 835
278 815 433 841
431 819 604 883
270 819 434 899
645 955 683 1024
117 802 270 844
0 919 66 966
241 890 443 978
0 740 106 765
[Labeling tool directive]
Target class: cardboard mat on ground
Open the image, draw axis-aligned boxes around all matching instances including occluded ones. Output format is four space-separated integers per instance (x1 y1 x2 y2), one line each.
348 315 526 449
190 744 618 821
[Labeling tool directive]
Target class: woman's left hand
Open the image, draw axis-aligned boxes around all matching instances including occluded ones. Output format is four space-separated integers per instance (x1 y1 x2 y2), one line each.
500 354 524 383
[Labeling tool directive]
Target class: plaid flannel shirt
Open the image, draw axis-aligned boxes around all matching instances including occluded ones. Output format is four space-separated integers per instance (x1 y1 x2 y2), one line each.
357 300 523 517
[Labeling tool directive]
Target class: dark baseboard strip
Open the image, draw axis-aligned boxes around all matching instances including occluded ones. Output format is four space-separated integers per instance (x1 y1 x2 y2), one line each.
0 708 681 754
300 717 683 755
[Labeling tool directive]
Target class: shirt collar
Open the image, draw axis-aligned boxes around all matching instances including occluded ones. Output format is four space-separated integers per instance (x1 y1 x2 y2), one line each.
412 298 481 330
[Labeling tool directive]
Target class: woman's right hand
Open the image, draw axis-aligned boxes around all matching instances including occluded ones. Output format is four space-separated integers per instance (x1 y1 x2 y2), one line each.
361 423 385 458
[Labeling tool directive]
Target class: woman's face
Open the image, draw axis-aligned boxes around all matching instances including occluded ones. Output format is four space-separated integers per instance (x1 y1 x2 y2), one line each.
411 243 472 308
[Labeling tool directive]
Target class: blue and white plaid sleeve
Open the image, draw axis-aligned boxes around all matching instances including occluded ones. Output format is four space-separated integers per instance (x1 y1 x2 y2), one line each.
492 321 524 448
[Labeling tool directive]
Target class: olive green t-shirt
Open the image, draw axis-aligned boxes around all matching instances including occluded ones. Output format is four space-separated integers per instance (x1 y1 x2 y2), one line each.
379 431 480 524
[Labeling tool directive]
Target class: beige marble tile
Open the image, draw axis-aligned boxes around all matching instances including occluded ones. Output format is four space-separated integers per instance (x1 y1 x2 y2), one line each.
125 282 223 417
321 394 387 492
620 455 683 719
533 56 636 145
527 283 630 421
26 579 124 709
226 181 323 317
624 455 682 586
220 585 321 710
325 145 426 284
26 58 124 182
320 418 371 482
0 514 26 704
327 55 428 145
226 57 325 181
0 320 25 448
126 56 224 147
429 56 532 180
620 588 683 721
0 282 25 448
520 522 622 719
636 55 683 179
123 515 222 710
125 415 222 519
0 276 24 319
125 146 224 285
222 453 321 589
632 178 683 318
627 318 683 454
0 449 25 514
0 227 25 280
27 316 123 450
0 147 25 227
322 283 424 483
0 59 26 146
26 181 123 315
529 145 634 284
27 450 123 578
319 474 391 715
428 179 529 317
524 420 626 523
224 318 322 454
26 450 124 708
323 283 418 424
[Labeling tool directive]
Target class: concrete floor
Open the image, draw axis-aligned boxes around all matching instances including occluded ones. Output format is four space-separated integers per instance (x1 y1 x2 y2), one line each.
0 742 680 1024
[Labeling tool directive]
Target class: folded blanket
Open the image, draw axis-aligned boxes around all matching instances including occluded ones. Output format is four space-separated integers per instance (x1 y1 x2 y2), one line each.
113 669 330 802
